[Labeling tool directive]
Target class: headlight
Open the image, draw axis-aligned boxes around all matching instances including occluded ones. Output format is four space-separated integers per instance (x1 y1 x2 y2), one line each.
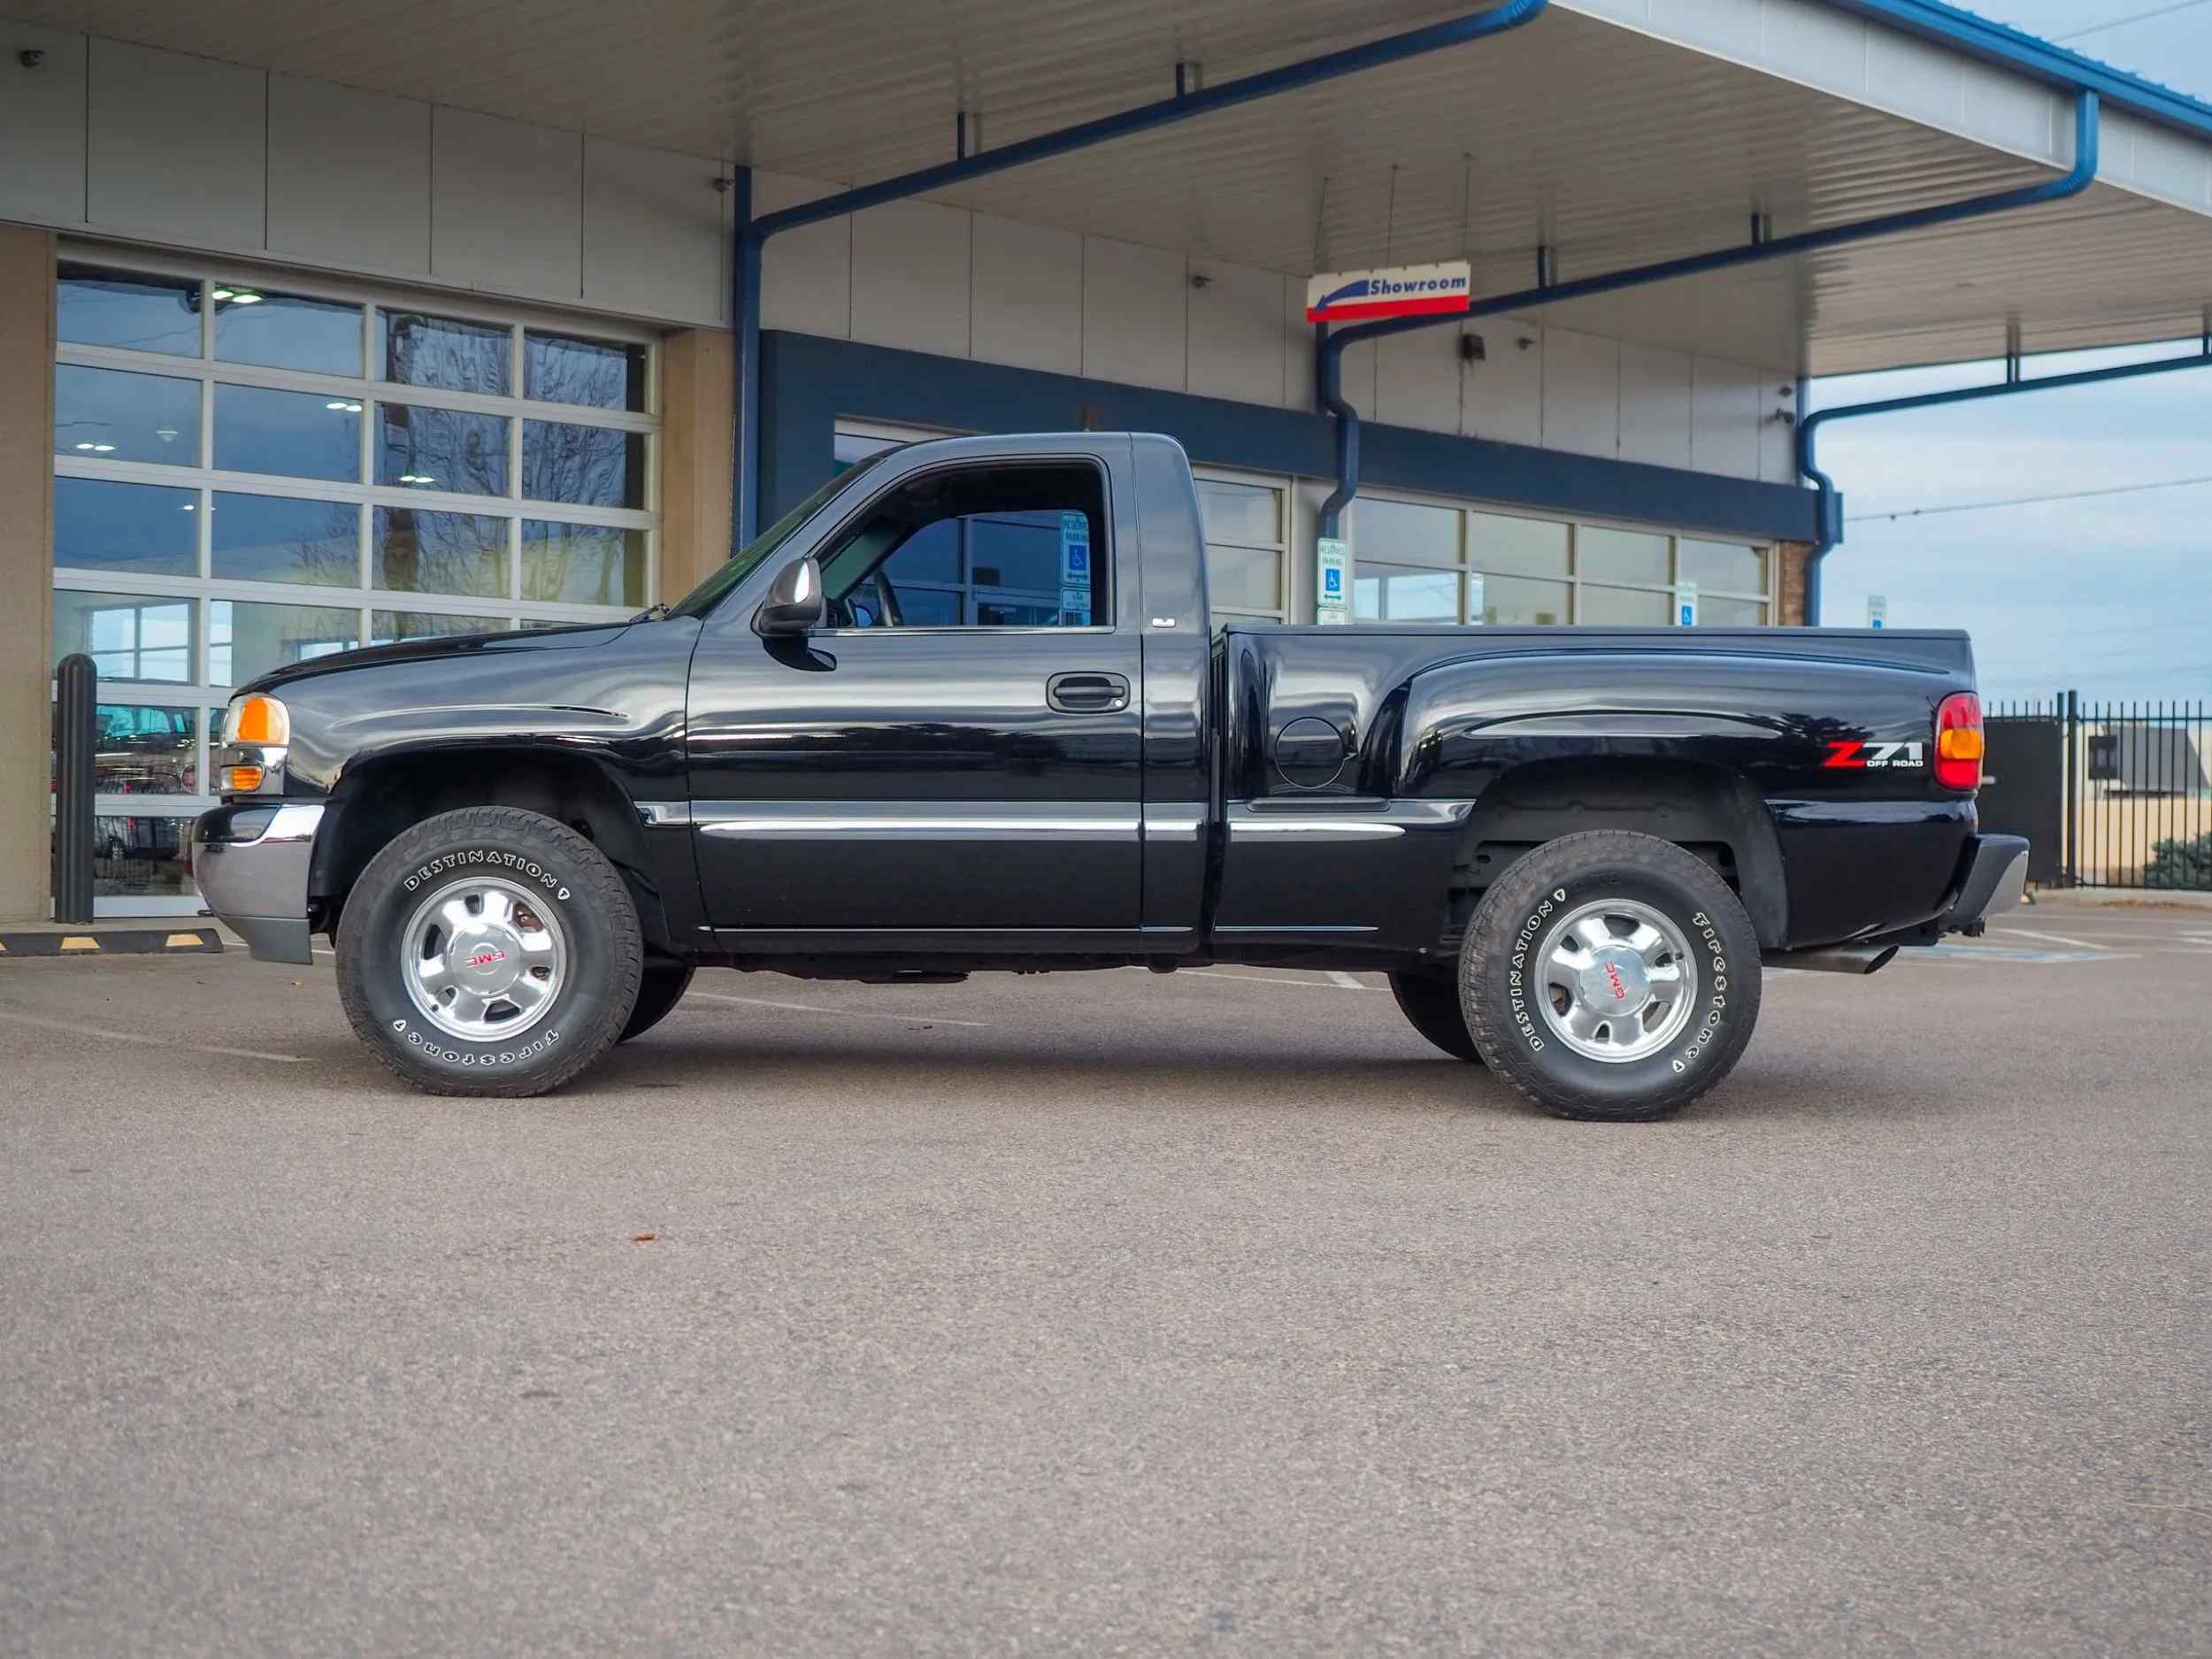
220 694 290 747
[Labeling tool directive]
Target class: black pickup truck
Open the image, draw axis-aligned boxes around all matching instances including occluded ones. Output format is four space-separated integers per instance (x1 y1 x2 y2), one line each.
193 432 2024 1119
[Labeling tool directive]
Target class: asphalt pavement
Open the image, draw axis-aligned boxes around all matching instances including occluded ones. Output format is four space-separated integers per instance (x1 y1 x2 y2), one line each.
2 903 2208 1656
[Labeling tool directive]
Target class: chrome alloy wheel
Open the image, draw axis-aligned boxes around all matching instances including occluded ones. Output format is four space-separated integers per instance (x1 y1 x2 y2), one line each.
401 877 567 1041
1537 898 1698 1063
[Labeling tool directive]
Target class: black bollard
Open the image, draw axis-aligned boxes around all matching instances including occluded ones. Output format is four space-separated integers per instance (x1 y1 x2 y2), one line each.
51 652 96 924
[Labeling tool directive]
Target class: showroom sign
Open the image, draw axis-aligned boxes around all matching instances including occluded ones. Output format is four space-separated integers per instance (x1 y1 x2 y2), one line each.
1305 261 1473 324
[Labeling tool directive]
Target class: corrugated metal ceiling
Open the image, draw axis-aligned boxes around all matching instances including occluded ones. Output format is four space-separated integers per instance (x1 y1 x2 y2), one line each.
10 0 2212 373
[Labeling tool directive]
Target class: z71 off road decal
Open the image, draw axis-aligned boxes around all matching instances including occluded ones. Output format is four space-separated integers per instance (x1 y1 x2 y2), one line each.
1824 740 1924 771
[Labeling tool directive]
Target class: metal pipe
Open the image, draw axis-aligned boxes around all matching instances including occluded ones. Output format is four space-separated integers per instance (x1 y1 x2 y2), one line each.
52 653 96 925
729 0 1551 545
1761 945 1898 975
1800 333 2212 622
1317 90 2101 550
1317 326 1359 539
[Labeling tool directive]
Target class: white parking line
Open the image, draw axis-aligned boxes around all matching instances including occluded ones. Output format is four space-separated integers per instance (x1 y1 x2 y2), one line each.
1325 972 1371 991
0 1007 308 1064
1993 926 2101 950
686 990 991 1027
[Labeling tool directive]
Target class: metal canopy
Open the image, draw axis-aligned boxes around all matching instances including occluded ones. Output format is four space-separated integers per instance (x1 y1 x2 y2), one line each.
15 0 2212 375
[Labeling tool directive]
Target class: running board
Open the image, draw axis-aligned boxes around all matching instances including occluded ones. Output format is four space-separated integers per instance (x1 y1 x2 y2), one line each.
1761 945 1899 976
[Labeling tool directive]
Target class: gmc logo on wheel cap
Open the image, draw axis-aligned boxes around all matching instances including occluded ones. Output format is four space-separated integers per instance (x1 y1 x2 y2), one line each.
466 946 508 968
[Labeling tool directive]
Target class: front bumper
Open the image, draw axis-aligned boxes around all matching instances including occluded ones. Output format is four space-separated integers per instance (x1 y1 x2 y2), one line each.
192 802 326 964
1941 833 2030 935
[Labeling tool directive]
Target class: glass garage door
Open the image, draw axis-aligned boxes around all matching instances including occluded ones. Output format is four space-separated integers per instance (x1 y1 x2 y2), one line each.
50 253 659 915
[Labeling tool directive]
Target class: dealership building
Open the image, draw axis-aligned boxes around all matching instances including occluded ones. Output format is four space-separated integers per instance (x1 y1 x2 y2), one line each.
4 0 2212 919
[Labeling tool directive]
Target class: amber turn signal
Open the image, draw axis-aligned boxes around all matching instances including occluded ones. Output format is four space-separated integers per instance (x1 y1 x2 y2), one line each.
223 765 266 793
222 694 289 747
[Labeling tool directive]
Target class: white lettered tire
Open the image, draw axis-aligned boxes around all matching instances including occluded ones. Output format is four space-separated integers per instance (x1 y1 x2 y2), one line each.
336 806 642 1097
1459 831 1762 1121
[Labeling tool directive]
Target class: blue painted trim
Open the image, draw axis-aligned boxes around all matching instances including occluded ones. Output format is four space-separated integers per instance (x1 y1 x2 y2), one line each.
1797 342 2212 624
729 166 761 544
757 330 1822 552
1819 0 2212 144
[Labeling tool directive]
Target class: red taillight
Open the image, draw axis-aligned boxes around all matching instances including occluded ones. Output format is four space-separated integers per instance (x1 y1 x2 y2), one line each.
1935 692 1984 791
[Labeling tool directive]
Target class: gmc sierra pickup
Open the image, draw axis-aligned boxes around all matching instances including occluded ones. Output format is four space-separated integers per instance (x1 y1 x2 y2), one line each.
194 432 2025 1118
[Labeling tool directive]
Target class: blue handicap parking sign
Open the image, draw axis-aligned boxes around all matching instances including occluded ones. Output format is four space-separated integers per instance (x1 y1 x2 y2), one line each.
1324 567 1343 595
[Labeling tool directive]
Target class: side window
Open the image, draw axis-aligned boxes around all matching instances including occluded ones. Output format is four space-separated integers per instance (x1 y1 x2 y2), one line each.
816 462 1107 629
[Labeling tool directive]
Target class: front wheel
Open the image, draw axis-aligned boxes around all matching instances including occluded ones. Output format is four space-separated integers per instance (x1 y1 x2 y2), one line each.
336 806 642 1096
1459 831 1761 1121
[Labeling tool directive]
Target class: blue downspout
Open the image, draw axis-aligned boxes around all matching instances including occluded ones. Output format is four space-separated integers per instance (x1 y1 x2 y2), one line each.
1317 90 2101 563
1798 340 2212 623
729 0 1549 547
1317 326 1359 540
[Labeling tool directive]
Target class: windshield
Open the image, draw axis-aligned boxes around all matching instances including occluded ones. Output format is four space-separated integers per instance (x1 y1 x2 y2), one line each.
668 452 891 619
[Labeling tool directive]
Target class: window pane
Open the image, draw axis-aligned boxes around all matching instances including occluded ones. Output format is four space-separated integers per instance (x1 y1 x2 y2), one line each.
524 331 646 411
880 518 960 584
58 265 200 356
1577 526 1670 584
1195 480 1280 546
374 310 511 395
1678 539 1767 594
1354 562 1458 622
376 403 510 495
1696 595 1769 626
967 512 1068 592
54 479 197 576
211 493 360 587
56 365 200 465
521 520 644 607
214 288 362 374
521 419 642 508
210 600 360 686
1357 497 1459 567
371 609 497 646
1579 584 1671 626
53 590 195 683
85 814 195 899
893 588 962 626
1470 511 1570 578
1207 543 1281 612
215 384 360 480
374 508 509 598
93 704 199 795
1479 574 1571 626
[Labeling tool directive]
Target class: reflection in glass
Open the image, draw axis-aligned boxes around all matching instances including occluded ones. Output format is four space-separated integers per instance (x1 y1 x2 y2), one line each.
1577 526 1671 585
1354 563 1458 622
967 514 1064 591
1696 595 1768 627
214 384 360 480
375 509 508 598
1678 539 1767 595
892 588 960 626
1196 480 1282 546
55 365 201 465
1206 543 1282 612
1479 574 1571 626
522 420 642 508
53 590 194 682
521 520 642 607
880 518 960 585
215 288 363 375
58 265 200 356
85 814 195 898
93 705 198 795
211 493 360 587
1578 584 1671 626
374 310 511 395
377 404 509 495
1356 497 1460 567
54 479 197 576
210 600 360 685
524 331 646 411
1470 512 1571 579
371 609 497 646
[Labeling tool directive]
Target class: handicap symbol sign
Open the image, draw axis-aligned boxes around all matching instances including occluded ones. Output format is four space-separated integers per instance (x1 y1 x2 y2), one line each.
1324 567 1343 596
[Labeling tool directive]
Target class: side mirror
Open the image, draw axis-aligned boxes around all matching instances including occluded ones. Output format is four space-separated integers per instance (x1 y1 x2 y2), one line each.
757 557 826 635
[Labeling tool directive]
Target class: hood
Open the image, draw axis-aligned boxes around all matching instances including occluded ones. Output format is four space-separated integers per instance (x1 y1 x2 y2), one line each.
242 620 635 696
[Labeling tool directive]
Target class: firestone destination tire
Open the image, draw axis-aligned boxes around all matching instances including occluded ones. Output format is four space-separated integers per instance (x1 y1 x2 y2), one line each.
1459 831 1762 1122
336 806 642 1097
1387 970 1485 1064
618 962 696 1043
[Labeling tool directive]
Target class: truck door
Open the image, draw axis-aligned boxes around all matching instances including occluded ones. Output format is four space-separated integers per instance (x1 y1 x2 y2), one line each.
685 447 1143 936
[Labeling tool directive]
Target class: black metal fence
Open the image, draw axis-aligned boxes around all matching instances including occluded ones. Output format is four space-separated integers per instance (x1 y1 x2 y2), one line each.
1982 695 2212 891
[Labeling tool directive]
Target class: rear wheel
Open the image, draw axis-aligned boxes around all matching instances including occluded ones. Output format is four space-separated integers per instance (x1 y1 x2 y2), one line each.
618 962 695 1043
1388 970 1483 1063
336 806 641 1097
1459 831 1761 1121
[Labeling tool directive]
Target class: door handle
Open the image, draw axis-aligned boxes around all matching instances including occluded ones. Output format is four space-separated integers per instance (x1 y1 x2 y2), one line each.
1047 672 1131 714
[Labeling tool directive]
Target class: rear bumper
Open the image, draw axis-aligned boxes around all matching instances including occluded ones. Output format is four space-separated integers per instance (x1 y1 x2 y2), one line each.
1941 833 2029 935
191 803 326 964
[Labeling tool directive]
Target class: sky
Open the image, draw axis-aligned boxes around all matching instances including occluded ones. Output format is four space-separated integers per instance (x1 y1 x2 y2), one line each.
1807 0 2212 700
